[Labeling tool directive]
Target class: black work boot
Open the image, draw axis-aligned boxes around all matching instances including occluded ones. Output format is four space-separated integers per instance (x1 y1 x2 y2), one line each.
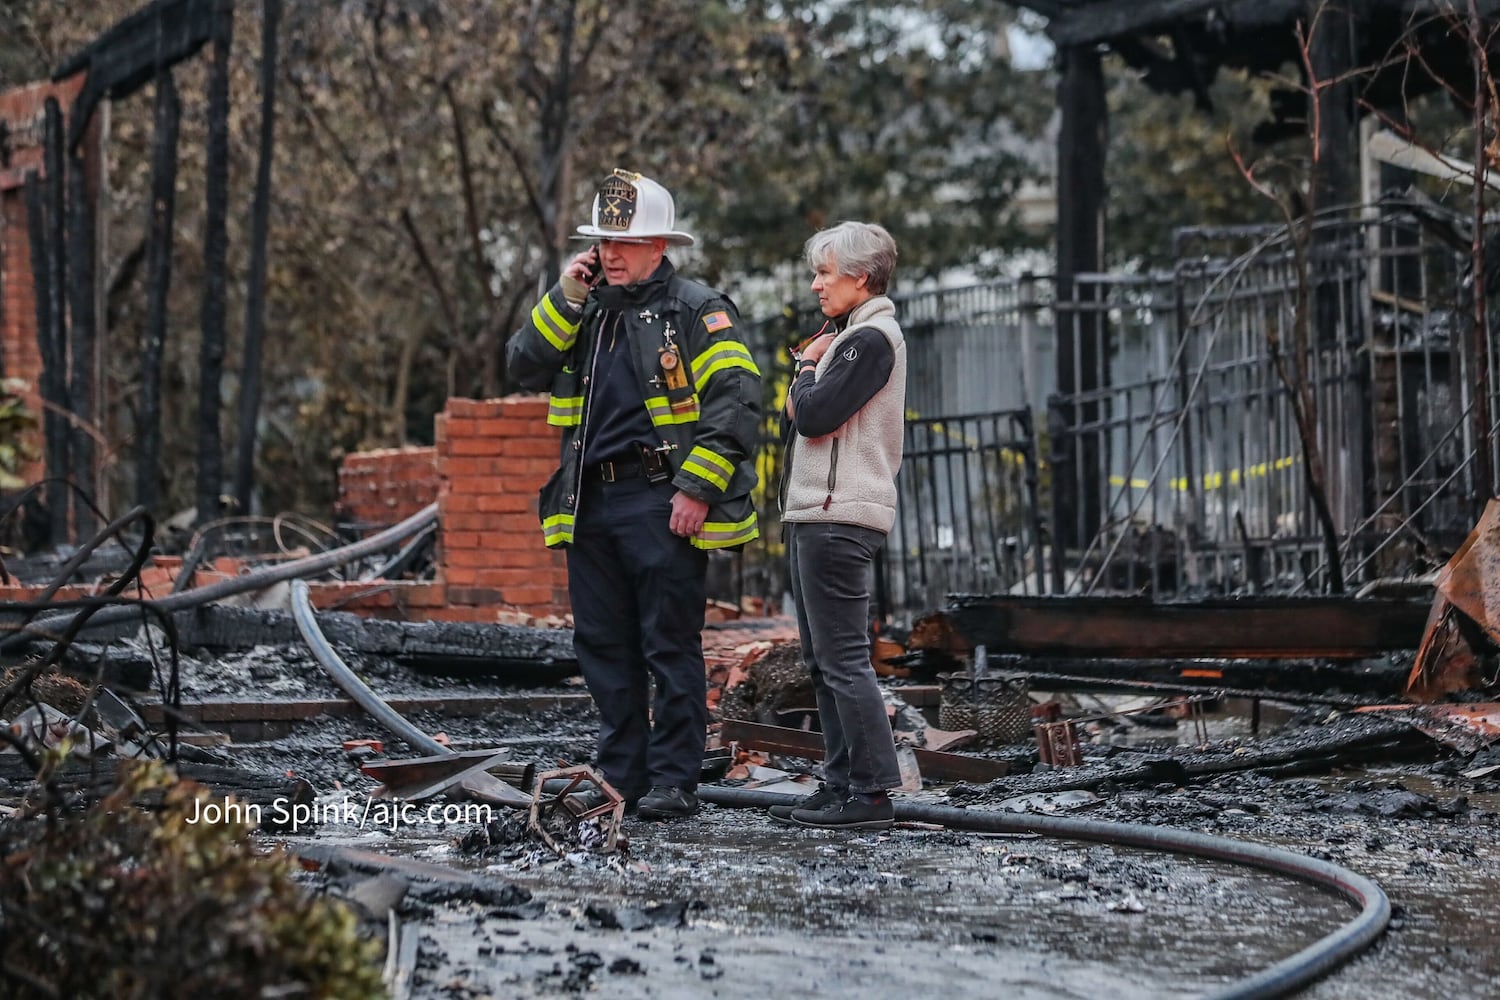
566 787 640 816
636 785 699 820
791 793 894 831
767 783 844 826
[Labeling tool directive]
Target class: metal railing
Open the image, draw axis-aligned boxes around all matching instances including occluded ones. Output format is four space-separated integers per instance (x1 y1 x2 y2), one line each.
742 212 1494 617
887 409 1047 611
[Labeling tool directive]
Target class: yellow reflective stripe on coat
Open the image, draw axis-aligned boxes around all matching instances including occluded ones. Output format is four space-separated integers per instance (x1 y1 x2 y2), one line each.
691 514 759 550
681 445 735 491
531 295 579 353
691 340 760 390
547 395 584 426
541 513 575 547
646 395 700 425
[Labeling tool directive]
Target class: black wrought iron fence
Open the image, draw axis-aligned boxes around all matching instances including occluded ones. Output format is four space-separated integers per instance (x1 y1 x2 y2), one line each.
739 213 1494 616
887 409 1046 613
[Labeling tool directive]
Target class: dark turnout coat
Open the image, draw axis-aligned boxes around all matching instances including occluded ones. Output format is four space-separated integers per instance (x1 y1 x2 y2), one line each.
506 260 762 550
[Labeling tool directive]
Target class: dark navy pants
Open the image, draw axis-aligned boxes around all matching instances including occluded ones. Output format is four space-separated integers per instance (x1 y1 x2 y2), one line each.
567 474 708 797
787 520 902 795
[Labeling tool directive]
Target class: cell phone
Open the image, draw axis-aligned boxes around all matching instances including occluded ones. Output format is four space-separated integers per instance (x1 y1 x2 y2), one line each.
581 244 602 284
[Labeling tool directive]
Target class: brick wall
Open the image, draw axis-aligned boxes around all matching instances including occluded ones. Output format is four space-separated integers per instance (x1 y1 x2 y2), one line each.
435 395 569 619
0 74 97 486
335 445 438 529
328 396 568 622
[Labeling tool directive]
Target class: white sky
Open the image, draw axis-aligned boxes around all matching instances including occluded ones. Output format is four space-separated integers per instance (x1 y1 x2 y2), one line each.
1007 22 1054 70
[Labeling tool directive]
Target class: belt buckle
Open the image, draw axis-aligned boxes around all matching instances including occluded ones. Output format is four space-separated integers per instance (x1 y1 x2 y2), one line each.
599 461 617 483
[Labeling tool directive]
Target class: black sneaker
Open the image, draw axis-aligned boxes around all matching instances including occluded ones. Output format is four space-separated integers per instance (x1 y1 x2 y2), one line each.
767 783 844 826
791 794 894 831
636 785 699 820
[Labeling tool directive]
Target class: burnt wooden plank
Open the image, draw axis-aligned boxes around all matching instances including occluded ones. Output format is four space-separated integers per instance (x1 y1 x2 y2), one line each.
0 755 312 816
139 692 595 726
924 595 1431 659
719 719 1009 783
168 605 577 664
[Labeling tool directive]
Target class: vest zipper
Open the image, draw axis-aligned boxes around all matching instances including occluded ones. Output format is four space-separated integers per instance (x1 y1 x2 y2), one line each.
823 438 838 510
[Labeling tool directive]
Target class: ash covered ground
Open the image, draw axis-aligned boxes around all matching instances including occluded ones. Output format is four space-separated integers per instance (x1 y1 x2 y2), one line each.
107 636 1500 999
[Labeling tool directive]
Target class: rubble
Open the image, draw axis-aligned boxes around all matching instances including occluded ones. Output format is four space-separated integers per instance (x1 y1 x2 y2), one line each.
1 513 1498 999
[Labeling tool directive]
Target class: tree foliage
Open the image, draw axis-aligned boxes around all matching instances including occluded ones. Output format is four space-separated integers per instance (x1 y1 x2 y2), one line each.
1105 64 1287 269
683 0 1050 291
4 0 1051 519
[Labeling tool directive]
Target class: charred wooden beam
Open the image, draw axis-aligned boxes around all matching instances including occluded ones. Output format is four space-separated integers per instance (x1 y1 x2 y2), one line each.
961 714 1430 798
195 0 232 527
139 693 593 728
171 604 579 669
720 718 1010 783
1004 662 1404 703
232 0 282 515
138 71 180 514
66 149 97 536
52 0 225 151
912 595 1431 660
0 754 313 819
21 605 581 691
896 648 1408 702
1052 42 1107 556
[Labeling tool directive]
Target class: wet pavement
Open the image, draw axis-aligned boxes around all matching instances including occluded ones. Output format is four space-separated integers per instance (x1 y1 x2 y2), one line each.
123 638 1500 1000
239 698 1500 999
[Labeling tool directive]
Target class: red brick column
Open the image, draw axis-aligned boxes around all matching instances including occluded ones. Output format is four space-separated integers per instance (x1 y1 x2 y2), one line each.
435 396 569 619
0 76 88 484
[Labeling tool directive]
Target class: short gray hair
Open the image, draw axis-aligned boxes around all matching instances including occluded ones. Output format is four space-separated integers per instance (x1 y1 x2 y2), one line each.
803 221 898 295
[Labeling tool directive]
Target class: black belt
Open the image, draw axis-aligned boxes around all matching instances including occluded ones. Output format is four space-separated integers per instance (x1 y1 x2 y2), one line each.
588 457 646 482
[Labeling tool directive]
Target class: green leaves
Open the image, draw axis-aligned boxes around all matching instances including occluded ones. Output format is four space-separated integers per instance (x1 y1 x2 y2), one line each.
686 0 1050 291
0 760 386 999
0 379 39 492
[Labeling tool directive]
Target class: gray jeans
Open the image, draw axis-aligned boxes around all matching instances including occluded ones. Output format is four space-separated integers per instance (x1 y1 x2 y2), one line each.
787 520 902 795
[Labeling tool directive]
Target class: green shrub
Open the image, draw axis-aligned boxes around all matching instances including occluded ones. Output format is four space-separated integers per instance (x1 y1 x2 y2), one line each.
0 758 386 999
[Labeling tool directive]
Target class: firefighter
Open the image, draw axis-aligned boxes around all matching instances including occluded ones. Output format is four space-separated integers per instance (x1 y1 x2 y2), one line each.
506 169 762 820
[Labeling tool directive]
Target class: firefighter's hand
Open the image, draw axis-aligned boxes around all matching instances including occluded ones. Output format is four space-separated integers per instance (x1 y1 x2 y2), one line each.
670 491 709 538
560 247 600 305
563 246 600 283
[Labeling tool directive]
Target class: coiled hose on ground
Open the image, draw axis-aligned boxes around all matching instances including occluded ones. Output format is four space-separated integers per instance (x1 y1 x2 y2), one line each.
697 785 1388 1000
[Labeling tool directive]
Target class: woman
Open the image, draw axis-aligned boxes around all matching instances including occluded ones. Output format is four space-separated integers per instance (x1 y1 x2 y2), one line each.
770 221 906 831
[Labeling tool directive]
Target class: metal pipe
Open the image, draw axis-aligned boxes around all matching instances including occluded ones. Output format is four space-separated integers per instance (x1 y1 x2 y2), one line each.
0 503 439 651
695 786 1388 1000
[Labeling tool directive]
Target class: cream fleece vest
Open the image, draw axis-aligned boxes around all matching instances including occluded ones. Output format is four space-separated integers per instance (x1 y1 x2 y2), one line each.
783 295 907 532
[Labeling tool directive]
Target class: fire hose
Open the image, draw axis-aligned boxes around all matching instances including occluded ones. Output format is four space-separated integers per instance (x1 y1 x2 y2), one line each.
696 785 1388 1000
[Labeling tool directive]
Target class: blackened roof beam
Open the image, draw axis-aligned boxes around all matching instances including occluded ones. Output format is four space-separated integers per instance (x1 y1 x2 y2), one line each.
1037 0 1500 49
51 0 227 151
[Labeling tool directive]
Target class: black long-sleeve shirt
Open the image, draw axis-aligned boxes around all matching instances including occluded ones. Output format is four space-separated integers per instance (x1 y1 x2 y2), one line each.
786 327 896 439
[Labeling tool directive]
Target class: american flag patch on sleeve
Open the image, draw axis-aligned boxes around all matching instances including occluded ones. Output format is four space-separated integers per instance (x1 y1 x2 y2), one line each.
702 311 733 333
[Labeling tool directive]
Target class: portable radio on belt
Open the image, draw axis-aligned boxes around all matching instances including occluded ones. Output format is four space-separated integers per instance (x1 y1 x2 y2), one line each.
641 442 673 483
